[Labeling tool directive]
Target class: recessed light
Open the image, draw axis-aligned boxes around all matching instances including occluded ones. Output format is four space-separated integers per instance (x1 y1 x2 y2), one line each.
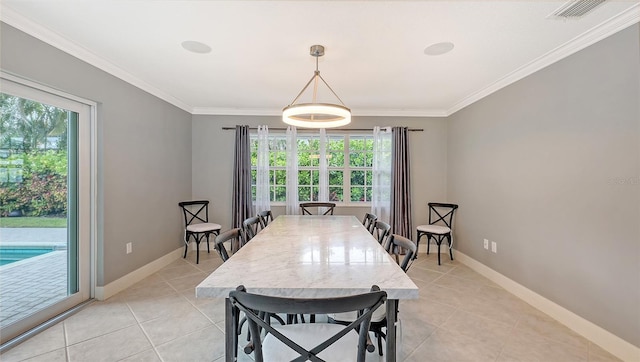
424 42 454 56
181 40 212 54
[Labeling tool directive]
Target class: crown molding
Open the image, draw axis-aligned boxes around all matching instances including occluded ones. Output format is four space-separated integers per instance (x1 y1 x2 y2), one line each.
353 108 449 118
447 3 640 116
192 106 449 117
0 5 193 114
191 107 279 116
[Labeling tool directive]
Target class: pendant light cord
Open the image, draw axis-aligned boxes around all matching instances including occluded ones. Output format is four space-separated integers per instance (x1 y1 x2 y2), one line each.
286 48 347 107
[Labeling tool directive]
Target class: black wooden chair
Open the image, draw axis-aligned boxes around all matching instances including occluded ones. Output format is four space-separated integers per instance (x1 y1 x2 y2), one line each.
329 234 416 356
229 285 387 362
386 234 418 273
371 234 417 354
258 210 273 227
214 228 244 262
242 216 263 243
362 213 377 233
416 202 459 264
372 220 391 249
299 202 336 215
178 200 221 264
215 228 284 357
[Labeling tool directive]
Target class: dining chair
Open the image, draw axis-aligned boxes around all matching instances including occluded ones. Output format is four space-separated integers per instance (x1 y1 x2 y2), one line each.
329 234 416 356
215 228 284 358
257 210 273 228
372 220 391 249
416 202 459 265
386 234 418 273
299 202 336 215
214 228 245 262
362 213 377 233
178 200 221 264
229 285 387 362
242 216 263 243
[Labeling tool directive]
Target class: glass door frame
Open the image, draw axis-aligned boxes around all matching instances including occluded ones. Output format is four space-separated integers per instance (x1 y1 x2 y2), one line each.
0 72 97 344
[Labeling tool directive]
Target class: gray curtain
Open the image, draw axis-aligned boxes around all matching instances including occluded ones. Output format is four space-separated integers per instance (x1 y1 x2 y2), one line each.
390 126 412 239
232 125 253 229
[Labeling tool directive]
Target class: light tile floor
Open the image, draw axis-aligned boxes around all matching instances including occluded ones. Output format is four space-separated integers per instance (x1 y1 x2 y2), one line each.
1 250 621 362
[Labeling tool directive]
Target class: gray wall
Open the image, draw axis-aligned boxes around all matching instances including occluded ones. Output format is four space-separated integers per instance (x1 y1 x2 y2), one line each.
447 24 640 347
1 23 193 285
191 115 448 231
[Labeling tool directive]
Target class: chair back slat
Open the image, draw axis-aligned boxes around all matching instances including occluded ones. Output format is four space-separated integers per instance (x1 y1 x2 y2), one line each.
215 228 244 262
372 221 391 248
178 200 210 226
242 216 262 242
387 234 417 272
362 213 377 233
258 210 274 227
428 202 459 228
230 285 386 362
300 202 336 215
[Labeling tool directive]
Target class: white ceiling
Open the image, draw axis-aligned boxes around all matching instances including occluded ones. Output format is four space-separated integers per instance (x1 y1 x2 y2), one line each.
1 1 639 117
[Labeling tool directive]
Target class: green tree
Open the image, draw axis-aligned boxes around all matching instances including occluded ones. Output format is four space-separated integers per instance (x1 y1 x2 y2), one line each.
0 94 68 152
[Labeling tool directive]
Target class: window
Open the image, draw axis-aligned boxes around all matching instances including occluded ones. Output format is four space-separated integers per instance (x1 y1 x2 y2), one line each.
250 135 287 202
250 132 374 204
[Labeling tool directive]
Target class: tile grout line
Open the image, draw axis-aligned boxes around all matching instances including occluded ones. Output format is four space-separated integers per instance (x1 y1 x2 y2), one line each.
401 263 458 361
124 298 165 362
493 315 520 362
63 321 70 362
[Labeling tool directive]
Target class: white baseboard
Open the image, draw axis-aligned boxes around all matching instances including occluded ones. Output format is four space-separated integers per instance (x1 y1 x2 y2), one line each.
455 251 640 362
94 247 183 301
417 242 449 254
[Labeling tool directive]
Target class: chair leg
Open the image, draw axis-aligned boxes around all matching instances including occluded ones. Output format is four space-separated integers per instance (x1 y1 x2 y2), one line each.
426 234 431 255
415 232 426 260
365 332 375 353
206 233 210 254
233 302 240 359
196 240 200 264
437 237 442 265
183 234 189 259
448 234 454 261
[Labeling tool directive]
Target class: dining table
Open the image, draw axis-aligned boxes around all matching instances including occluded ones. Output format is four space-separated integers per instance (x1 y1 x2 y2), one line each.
195 215 419 362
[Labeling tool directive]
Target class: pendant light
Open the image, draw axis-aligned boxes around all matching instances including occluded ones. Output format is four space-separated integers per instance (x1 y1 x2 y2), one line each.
282 45 351 128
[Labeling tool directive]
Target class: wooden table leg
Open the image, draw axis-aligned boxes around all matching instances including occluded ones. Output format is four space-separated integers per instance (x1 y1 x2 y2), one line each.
386 299 398 362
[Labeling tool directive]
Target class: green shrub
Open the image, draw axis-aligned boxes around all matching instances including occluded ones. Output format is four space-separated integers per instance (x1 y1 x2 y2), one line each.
0 150 67 217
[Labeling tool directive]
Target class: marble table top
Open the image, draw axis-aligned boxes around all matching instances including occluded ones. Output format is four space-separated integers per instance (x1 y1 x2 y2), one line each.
196 215 419 300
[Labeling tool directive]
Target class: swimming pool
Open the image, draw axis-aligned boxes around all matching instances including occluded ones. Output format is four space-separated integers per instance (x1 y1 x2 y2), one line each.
0 247 56 266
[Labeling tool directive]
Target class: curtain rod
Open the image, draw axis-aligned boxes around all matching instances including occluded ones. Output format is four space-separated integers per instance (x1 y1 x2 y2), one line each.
221 127 423 132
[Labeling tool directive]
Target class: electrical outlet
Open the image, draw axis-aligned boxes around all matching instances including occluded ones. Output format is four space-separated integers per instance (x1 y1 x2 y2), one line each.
483 239 489 250
126 242 132 254
491 241 497 253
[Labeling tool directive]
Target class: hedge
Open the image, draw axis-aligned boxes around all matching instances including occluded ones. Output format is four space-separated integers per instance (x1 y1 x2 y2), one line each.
0 150 67 217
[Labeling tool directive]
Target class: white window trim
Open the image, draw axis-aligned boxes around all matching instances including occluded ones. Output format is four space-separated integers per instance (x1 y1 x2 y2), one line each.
0 71 98 299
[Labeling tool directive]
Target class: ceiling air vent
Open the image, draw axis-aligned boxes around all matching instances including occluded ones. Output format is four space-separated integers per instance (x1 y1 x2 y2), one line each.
550 0 606 18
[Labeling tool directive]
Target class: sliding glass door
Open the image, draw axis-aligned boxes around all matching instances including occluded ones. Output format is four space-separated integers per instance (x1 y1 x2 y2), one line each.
0 76 94 344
